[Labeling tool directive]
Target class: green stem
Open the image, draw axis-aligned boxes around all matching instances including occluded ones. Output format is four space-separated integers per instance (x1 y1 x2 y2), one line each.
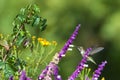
40 46 56 64
36 41 40 51
3 24 25 62
33 46 45 76
1 48 4 61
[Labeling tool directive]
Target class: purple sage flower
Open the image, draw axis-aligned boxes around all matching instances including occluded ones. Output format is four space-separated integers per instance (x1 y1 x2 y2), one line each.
20 70 26 80
38 62 62 80
68 48 92 80
53 65 62 80
58 24 80 59
9 76 13 80
38 24 81 80
20 70 32 80
92 61 107 80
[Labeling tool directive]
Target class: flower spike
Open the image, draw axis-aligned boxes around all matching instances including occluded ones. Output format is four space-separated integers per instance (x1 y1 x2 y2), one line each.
68 48 92 80
38 24 81 80
58 24 80 59
20 70 32 80
92 61 107 80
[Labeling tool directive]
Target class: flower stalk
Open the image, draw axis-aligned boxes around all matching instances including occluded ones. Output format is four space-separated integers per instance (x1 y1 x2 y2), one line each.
68 48 92 80
92 61 107 80
58 24 80 59
38 24 81 80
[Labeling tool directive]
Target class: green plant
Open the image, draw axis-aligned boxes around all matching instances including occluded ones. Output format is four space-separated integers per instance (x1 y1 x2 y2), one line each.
0 4 107 80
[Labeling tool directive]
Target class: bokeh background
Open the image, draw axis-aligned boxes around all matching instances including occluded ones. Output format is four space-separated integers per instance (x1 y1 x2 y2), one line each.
0 0 120 80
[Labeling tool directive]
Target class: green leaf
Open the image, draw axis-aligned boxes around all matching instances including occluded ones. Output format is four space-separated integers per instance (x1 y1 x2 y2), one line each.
40 24 47 31
32 16 40 27
17 37 26 46
17 14 26 23
20 31 25 37
33 4 40 13
0 61 5 69
20 8 26 15
40 19 47 31
3 64 14 79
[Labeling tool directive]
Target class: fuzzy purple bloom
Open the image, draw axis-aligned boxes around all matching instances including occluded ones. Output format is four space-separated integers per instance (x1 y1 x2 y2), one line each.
38 62 61 80
92 61 107 80
54 75 62 80
38 67 48 80
68 48 92 80
58 24 80 59
20 70 26 80
53 65 62 80
20 70 32 80
9 76 13 80
38 24 81 80
68 50 107 80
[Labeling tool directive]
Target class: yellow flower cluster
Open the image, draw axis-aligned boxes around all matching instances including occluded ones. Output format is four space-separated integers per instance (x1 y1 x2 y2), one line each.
31 36 57 46
32 36 36 40
38 38 51 46
101 77 105 80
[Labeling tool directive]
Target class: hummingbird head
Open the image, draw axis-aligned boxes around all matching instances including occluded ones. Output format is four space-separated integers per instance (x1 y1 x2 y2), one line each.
77 46 85 56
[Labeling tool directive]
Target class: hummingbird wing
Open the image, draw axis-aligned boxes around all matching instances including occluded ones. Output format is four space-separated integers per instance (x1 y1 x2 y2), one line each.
89 47 104 55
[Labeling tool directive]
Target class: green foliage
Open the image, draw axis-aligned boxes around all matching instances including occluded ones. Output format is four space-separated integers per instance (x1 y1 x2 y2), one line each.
12 4 47 47
78 68 91 80
0 4 51 79
0 0 119 79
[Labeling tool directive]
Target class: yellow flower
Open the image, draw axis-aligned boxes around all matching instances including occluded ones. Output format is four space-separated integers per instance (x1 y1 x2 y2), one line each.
32 36 36 40
40 40 51 46
45 41 51 46
37 38 44 42
52 41 57 46
101 77 105 80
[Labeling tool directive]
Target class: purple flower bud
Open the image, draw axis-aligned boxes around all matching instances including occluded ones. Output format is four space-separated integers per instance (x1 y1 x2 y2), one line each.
20 71 26 80
38 24 81 80
58 24 80 59
38 62 62 80
92 61 107 80
9 76 13 80
20 70 32 80
68 48 92 80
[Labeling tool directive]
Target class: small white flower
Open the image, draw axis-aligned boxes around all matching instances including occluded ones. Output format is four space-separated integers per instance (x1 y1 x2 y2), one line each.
84 64 88 67
69 44 75 47
68 48 73 51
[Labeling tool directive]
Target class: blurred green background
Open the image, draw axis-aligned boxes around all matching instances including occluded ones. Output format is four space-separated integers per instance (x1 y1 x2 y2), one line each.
0 0 120 80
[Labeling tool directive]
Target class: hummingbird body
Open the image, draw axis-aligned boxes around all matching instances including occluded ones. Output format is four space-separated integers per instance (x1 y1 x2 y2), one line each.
77 46 104 64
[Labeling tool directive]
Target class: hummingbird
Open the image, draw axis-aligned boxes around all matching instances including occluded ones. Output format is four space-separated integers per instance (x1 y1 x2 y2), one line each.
77 46 104 64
